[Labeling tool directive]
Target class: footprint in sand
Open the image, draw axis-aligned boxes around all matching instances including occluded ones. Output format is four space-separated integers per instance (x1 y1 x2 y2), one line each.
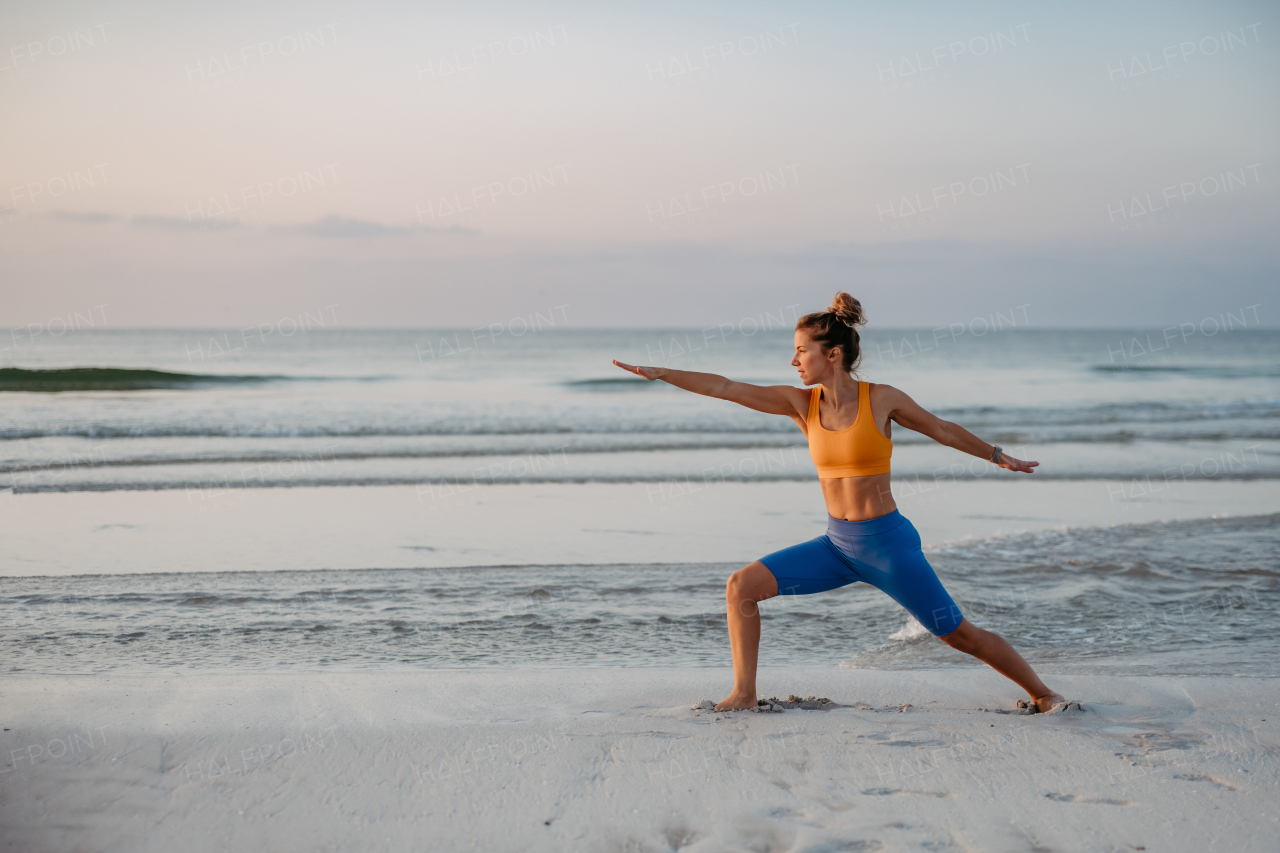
861 788 953 798
798 841 884 852
1120 731 1204 752
661 824 699 850
690 697 903 714
1044 792 1133 805
988 700 1087 715
690 699 784 714
1173 774 1238 791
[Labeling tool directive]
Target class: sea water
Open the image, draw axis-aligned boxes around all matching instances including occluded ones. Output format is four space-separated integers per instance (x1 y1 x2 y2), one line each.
1 327 1277 675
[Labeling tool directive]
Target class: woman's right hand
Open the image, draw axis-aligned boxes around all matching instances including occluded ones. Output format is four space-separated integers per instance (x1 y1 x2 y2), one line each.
611 359 662 381
996 453 1039 473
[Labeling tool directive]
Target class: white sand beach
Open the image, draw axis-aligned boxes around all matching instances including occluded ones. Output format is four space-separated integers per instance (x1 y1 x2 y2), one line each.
3 667 1276 852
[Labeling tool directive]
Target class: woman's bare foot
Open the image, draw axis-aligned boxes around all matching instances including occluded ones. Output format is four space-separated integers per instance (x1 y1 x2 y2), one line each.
715 692 758 711
1033 690 1066 713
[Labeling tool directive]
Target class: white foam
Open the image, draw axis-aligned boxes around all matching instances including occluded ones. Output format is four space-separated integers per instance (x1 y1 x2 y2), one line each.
887 618 931 641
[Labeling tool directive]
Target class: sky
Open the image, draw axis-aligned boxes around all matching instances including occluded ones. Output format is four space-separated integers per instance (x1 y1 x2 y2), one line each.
1 0 1277 329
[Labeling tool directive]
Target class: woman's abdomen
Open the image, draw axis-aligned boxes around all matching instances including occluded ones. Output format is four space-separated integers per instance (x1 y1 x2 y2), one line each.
819 473 897 522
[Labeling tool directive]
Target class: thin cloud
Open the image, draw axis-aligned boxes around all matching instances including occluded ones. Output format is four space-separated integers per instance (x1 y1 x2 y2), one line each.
52 211 124 223
294 216 412 237
281 215 475 238
131 214 244 231
43 210 474 237
45 211 243 230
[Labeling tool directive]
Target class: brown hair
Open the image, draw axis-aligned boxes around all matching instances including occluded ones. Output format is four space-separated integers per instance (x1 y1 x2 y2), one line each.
796 292 866 374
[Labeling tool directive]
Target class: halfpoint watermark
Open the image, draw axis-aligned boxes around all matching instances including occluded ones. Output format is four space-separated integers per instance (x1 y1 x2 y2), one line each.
646 163 799 230
414 164 568 224
876 164 1030 227
414 304 570 361
184 164 338 222
1 25 108 72
183 304 340 361
876 24 1030 89
1104 305 1263 363
871 305 1032 362
644 304 802 363
185 24 338 82
181 726 340 784
646 24 800 82
416 24 568 84
3 305 109 351
7 164 108 210
1106 23 1262 85
1106 163 1261 231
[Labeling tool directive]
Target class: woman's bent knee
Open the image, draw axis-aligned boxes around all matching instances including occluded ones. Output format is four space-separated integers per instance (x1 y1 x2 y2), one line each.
726 562 778 602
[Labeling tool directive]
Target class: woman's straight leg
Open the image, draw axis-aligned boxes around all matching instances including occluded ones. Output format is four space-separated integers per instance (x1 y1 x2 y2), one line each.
940 619 1065 711
827 514 1066 713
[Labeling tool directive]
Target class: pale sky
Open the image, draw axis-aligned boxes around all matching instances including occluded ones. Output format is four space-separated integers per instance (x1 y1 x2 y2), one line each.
1 0 1277 328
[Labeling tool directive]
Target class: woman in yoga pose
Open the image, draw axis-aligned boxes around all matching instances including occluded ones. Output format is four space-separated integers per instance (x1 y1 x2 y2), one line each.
612 292 1066 713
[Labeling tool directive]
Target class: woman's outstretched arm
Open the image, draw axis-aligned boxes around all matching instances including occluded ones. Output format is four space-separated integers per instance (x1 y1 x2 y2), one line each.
879 384 1038 473
611 360 806 418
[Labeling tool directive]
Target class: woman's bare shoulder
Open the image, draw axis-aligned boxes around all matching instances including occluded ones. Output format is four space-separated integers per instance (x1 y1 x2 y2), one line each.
778 384 814 415
867 382 908 401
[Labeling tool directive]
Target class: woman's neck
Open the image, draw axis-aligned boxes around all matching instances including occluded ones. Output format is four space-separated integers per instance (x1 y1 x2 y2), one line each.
821 375 859 407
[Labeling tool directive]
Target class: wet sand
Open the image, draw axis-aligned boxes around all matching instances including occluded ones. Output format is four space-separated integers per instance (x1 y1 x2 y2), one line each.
3 478 1277 576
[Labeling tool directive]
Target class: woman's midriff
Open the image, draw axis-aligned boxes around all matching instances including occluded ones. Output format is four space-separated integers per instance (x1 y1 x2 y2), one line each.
820 472 898 521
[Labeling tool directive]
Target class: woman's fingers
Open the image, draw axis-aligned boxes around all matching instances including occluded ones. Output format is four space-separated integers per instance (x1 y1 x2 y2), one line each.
1000 457 1039 473
612 359 658 380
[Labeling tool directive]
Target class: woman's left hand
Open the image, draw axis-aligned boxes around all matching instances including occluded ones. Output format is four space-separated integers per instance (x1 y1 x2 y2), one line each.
997 453 1038 473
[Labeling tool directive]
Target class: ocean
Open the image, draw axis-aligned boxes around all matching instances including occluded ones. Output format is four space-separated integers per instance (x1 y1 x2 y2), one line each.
2 326 1277 676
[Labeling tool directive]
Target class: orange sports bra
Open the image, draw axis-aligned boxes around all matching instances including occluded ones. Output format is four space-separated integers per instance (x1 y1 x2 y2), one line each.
806 381 893 478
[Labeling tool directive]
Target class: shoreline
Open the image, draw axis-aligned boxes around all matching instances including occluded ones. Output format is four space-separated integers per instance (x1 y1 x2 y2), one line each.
3 479 1277 577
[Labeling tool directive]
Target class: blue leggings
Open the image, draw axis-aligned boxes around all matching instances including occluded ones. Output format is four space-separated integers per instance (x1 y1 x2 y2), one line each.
758 510 964 637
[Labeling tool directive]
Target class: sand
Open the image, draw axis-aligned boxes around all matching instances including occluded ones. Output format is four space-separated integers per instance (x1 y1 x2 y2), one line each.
3 667 1277 852
3 479 1278 576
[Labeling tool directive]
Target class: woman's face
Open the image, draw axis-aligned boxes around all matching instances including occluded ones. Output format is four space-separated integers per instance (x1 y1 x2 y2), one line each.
791 329 838 385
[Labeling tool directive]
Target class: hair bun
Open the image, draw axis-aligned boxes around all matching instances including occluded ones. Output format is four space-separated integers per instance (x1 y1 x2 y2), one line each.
828 292 866 328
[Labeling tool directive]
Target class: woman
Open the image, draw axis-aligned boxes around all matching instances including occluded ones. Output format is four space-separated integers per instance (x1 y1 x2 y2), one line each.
612 293 1066 713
